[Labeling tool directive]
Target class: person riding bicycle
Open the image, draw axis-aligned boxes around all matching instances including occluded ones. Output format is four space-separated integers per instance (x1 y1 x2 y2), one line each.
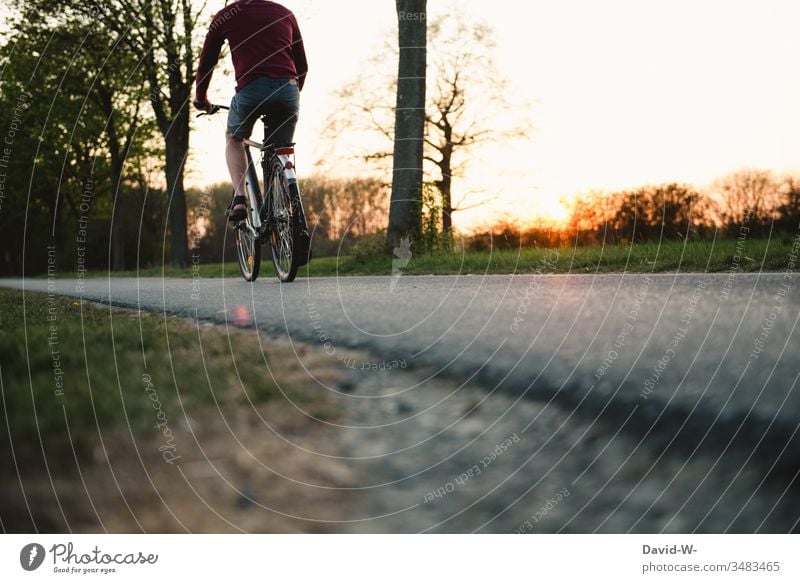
194 0 308 222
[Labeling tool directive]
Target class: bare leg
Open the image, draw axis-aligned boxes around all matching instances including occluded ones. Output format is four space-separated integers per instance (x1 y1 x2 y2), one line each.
225 130 247 213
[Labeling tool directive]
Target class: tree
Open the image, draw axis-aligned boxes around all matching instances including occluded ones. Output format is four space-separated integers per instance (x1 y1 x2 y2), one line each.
713 169 780 233
26 0 202 267
423 16 526 233
775 175 800 232
388 0 427 249
568 184 717 245
302 175 389 241
0 6 156 274
72 25 154 270
327 10 526 236
611 184 716 242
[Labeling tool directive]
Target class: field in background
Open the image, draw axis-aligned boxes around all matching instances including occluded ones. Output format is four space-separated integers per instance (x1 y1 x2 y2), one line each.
58 237 800 279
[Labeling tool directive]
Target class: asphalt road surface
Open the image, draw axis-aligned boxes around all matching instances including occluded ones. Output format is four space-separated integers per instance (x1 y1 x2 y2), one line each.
3 272 800 532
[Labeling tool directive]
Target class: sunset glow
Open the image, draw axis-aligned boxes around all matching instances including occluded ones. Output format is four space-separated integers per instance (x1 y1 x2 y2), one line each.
189 0 800 231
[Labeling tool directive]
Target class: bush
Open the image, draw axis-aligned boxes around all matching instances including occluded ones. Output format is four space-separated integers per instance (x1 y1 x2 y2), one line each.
350 232 389 263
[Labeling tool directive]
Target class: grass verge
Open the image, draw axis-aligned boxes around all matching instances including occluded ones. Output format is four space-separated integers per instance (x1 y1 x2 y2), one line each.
0 287 331 473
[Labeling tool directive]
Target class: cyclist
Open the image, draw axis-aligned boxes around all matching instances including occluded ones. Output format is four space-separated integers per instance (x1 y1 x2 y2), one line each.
194 0 308 221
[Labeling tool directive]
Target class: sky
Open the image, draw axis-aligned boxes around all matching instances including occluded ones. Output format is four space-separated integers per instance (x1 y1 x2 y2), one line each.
189 0 800 230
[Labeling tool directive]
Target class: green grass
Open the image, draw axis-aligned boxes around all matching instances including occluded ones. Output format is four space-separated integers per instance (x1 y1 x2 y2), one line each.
0 288 312 471
68 237 800 278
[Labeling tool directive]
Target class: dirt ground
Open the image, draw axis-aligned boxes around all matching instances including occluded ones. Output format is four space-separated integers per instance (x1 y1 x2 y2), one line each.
2 323 362 534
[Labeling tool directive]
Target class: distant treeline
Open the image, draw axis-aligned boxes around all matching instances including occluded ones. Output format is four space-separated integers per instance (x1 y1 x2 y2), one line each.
184 176 390 266
4 166 799 275
468 170 800 251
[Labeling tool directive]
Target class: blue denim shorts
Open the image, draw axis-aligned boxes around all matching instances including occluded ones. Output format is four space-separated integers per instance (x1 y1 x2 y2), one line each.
227 77 300 144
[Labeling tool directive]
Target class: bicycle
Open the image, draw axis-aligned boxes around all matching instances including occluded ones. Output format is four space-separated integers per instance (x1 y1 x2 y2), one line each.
197 104 311 283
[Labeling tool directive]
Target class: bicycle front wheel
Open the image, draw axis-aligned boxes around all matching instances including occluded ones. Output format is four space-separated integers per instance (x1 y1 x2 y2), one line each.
235 220 261 282
268 160 301 283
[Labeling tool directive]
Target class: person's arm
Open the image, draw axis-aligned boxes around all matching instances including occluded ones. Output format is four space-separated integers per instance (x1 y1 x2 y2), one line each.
290 14 308 91
194 18 225 107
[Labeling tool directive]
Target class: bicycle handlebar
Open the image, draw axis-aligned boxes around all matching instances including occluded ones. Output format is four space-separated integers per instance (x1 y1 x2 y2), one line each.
196 104 230 118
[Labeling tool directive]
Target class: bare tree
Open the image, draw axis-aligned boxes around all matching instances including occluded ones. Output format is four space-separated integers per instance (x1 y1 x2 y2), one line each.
713 169 780 230
302 176 389 241
424 17 528 232
327 11 527 235
388 0 427 249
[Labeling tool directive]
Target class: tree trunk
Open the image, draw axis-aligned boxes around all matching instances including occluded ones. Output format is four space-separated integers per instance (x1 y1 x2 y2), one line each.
111 194 125 271
441 174 453 233
109 150 126 271
438 141 453 233
388 0 427 249
165 128 189 268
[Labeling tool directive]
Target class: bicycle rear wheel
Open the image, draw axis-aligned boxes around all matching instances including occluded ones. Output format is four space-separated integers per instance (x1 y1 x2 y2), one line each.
235 220 261 282
268 159 301 283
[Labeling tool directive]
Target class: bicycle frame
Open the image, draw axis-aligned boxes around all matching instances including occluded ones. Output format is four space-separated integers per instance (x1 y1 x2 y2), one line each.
197 103 309 282
241 136 298 239
242 142 264 234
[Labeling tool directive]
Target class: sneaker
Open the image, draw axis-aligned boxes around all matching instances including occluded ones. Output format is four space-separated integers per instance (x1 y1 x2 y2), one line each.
227 195 247 222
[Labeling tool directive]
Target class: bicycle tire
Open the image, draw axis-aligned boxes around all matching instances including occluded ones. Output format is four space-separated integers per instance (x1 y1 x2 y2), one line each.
268 158 301 283
233 187 261 282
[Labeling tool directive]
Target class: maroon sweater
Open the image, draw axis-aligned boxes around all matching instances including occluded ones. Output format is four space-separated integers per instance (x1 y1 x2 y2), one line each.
195 0 308 99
